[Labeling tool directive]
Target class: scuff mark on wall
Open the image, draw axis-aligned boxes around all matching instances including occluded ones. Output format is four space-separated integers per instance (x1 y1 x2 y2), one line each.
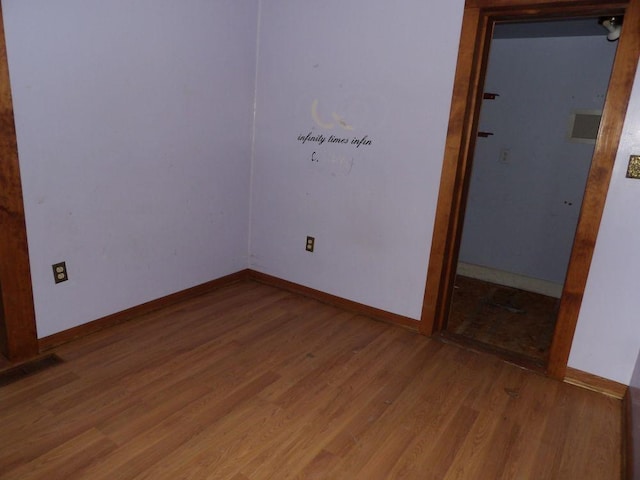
308 151 355 177
311 99 335 129
311 99 354 131
332 112 353 130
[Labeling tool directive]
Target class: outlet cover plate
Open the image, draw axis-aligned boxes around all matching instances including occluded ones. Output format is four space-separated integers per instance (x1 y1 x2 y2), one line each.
626 155 640 179
52 262 68 284
305 236 315 252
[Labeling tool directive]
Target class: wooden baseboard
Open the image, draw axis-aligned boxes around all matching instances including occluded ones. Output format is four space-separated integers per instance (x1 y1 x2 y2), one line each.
248 270 420 332
564 366 628 400
624 388 633 480
457 262 563 298
38 268 419 352
39 269 251 351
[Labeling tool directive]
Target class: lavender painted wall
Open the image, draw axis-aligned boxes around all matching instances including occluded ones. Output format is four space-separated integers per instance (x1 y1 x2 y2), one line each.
568 63 640 384
250 0 464 319
459 36 616 285
3 0 258 337
628 346 640 477
3 0 640 384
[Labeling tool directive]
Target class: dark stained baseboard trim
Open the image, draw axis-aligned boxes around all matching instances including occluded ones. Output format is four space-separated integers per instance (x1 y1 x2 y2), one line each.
564 366 628 400
38 267 630 405
0 353 63 387
38 268 419 352
624 388 633 480
248 270 420 332
39 269 251 351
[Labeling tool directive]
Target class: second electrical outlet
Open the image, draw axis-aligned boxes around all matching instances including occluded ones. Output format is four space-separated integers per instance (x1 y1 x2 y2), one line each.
306 236 315 252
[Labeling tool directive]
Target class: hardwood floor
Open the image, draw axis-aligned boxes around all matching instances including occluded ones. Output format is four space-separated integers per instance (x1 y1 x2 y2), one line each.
0 281 622 479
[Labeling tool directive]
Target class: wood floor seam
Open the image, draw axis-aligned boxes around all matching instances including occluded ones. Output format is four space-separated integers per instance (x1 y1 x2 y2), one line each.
0 280 623 479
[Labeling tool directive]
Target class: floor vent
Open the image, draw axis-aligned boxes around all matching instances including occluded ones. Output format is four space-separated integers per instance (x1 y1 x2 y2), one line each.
0 354 64 387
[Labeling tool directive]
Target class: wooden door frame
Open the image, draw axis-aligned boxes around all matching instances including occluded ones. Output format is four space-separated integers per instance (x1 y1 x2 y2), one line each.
419 0 640 379
0 5 39 362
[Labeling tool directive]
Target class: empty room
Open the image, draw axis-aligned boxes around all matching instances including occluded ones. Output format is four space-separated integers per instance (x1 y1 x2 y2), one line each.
2 0 640 478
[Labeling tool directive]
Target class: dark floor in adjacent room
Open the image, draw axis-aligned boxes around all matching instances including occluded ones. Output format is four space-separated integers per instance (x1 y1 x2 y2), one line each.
447 275 560 368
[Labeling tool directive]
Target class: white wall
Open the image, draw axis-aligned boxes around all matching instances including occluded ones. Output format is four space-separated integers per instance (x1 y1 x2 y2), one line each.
3 0 258 337
4 0 640 385
250 0 464 319
248 0 640 384
627 348 640 473
568 62 640 384
459 36 616 285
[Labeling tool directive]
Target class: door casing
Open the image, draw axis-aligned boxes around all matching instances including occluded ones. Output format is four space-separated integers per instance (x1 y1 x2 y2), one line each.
419 0 640 379
0 4 39 362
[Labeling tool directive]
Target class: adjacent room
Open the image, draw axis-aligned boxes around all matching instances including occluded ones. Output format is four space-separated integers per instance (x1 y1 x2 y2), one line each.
447 18 618 369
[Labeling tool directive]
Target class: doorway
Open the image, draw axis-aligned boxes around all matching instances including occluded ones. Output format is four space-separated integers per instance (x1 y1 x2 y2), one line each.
446 18 619 370
420 0 640 379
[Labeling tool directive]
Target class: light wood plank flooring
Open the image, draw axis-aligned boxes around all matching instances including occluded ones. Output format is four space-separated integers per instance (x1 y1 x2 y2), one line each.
0 281 622 479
